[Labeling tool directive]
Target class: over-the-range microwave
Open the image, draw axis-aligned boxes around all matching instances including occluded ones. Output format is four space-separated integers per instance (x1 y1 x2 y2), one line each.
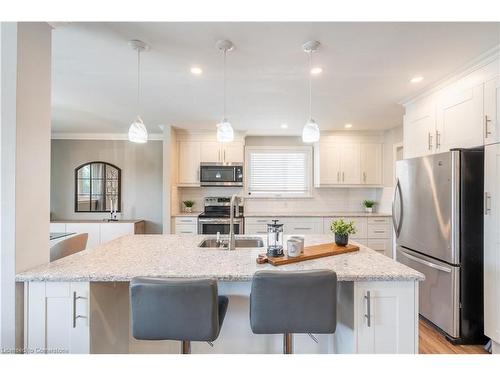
200 162 243 187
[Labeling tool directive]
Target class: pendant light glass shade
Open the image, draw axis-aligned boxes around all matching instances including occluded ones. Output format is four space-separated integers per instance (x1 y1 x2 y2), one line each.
302 118 320 143
128 116 148 143
217 119 234 143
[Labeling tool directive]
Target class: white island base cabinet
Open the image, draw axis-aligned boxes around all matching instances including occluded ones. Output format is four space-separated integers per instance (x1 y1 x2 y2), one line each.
24 280 418 354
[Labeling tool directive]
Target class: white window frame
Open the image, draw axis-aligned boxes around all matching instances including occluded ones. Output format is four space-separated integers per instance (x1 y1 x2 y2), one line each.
244 146 313 199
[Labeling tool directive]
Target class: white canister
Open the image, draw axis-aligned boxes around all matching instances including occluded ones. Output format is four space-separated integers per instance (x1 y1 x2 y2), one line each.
287 239 302 257
289 236 305 253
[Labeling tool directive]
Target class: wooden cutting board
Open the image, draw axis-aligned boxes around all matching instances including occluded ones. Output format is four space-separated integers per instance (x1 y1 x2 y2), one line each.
256 242 359 266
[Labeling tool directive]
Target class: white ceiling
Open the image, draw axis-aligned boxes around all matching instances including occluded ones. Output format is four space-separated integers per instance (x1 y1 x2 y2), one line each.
51 22 500 136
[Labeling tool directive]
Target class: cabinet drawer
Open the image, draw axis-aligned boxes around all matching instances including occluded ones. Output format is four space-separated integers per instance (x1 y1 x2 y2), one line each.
367 224 391 238
367 217 391 225
175 217 198 225
244 224 268 235
367 239 393 257
175 224 198 234
245 217 275 225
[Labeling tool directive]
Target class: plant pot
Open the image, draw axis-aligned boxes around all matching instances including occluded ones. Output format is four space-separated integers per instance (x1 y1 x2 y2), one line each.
335 233 348 247
365 207 373 213
184 206 192 213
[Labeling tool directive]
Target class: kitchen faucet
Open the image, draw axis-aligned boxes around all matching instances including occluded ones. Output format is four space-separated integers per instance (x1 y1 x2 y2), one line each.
228 194 238 250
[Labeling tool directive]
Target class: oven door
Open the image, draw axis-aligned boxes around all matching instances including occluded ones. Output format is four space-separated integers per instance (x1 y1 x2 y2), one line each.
198 218 244 235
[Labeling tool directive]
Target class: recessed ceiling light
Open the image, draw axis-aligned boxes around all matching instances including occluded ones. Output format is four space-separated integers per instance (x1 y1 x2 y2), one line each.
310 67 323 75
280 123 288 129
410 76 423 83
190 67 203 75
344 123 353 129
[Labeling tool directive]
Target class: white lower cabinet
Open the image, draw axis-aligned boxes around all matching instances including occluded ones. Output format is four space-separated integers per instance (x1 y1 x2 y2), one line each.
245 217 323 235
484 143 500 348
174 217 198 234
354 281 418 353
26 282 90 354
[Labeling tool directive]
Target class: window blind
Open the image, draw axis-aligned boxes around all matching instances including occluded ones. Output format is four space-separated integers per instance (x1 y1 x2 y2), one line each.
247 149 311 197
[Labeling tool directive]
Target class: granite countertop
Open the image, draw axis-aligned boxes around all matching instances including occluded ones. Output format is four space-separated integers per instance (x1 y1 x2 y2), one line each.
51 219 145 223
244 212 392 217
16 234 423 283
171 212 203 217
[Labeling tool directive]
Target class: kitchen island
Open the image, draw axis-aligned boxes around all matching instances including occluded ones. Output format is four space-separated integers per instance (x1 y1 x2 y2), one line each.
17 234 423 354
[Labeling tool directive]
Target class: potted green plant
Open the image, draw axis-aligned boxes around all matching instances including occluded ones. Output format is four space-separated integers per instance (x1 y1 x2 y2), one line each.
363 200 376 213
330 219 356 247
182 200 195 213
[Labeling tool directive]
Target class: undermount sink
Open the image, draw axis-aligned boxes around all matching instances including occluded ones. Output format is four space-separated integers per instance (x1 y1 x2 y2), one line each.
198 237 264 248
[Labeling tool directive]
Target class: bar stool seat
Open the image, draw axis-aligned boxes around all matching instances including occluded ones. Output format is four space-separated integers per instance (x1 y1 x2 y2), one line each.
250 269 337 354
130 277 228 353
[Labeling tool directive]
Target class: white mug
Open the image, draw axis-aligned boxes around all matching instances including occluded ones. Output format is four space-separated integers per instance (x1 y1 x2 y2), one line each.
287 239 302 257
289 236 304 253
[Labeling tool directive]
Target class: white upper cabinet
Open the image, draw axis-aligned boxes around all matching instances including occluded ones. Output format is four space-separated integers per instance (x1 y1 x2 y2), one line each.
178 141 201 186
435 83 484 152
339 143 361 184
403 95 436 159
222 141 245 163
484 76 500 145
200 141 221 163
314 133 383 187
360 143 382 185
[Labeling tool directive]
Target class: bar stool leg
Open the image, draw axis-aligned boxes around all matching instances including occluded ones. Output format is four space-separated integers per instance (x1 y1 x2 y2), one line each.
283 333 293 354
181 340 191 354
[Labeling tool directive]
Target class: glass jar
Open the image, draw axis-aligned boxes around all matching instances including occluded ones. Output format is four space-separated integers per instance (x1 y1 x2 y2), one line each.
267 220 284 257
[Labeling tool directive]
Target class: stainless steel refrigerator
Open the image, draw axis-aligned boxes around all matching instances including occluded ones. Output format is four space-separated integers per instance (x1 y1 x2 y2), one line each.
394 148 485 344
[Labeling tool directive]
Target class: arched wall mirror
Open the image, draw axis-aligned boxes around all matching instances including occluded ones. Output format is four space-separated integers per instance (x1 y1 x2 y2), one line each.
75 161 121 212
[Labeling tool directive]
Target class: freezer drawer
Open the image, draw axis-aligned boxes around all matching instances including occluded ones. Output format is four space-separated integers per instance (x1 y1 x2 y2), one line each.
396 246 459 338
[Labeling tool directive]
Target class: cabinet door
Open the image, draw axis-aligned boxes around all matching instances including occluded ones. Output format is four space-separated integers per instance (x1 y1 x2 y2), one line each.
318 143 341 185
65 223 100 249
436 83 484 152
27 282 90 354
403 97 436 159
484 77 500 145
223 141 245 163
340 143 361 184
356 281 417 354
484 143 500 343
178 141 201 186
200 141 221 163
100 223 135 243
360 143 382 185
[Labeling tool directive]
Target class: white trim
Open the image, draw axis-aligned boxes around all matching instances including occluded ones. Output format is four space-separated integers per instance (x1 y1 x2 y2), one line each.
51 132 164 141
399 43 500 106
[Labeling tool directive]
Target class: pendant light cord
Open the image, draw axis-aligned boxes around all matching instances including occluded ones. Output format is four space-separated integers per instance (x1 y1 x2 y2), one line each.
223 48 227 120
308 51 312 120
137 48 141 116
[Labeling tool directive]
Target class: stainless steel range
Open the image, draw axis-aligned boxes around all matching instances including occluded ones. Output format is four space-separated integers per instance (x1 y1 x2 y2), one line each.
198 196 244 235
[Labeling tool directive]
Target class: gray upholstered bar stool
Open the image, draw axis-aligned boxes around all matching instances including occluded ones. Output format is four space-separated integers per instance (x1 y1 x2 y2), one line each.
250 270 337 354
130 277 229 354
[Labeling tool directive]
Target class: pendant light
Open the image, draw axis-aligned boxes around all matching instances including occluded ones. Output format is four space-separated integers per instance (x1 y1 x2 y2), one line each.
302 40 321 143
128 40 149 143
216 39 235 143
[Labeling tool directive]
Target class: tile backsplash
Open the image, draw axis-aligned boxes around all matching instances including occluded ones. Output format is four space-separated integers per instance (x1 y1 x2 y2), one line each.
175 186 390 214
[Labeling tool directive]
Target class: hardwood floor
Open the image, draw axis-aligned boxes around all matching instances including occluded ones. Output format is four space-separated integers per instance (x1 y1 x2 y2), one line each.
419 318 488 354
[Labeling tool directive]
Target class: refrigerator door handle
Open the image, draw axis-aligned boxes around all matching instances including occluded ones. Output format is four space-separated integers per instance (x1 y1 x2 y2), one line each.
398 248 452 273
392 178 403 237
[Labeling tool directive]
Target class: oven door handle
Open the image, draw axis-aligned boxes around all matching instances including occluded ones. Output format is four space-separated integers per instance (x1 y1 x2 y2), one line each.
198 218 243 224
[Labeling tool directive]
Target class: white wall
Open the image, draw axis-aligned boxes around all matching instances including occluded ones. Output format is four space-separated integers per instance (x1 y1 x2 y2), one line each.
0 22 52 351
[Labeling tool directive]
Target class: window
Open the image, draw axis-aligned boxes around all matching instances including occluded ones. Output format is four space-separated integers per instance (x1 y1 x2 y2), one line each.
245 146 313 198
75 161 121 212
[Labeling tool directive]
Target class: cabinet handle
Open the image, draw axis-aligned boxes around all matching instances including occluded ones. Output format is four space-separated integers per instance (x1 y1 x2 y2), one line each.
256 219 268 223
435 130 441 149
485 115 492 138
485 192 492 215
428 132 433 151
293 227 311 230
364 291 371 327
256 231 267 234
363 172 367 183
373 230 386 233
342 172 345 182
180 231 193 234
337 171 340 182
73 291 87 328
